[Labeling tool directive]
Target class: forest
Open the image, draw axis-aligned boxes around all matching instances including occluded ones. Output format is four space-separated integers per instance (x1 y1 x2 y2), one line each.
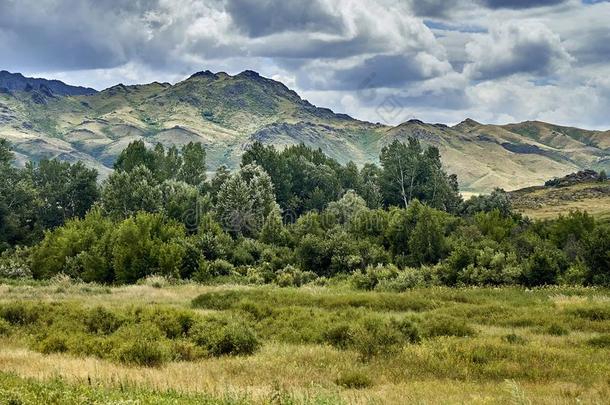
1 137 608 288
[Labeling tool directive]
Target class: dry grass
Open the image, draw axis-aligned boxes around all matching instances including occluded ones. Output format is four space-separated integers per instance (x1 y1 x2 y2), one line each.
1 283 609 404
517 196 610 220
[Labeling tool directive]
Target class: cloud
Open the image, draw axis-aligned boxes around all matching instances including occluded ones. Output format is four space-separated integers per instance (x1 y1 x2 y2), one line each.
0 0 155 71
479 0 568 9
224 0 343 37
314 53 453 90
0 0 609 129
464 21 572 80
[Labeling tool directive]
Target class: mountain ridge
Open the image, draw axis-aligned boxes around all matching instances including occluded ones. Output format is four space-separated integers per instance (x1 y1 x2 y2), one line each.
0 70 98 97
0 69 608 193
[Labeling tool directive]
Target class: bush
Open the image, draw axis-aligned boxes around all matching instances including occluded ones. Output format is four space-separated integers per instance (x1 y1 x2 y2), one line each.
0 318 10 335
36 332 70 354
375 267 439 291
83 306 123 335
335 371 374 389
274 265 317 287
191 291 241 310
501 333 527 345
350 316 409 361
421 314 476 338
171 340 205 361
137 275 172 288
0 247 32 279
208 259 235 277
112 323 170 367
189 317 260 356
545 323 569 336
0 303 42 326
324 323 353 349
571 306 610 321
350 265 398 291
392 318 421 344
142 308 194 339
587 334 610 348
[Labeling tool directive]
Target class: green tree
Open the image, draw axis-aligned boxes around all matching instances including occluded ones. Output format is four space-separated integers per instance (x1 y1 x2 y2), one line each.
462 188 512 217
114 140 158 175
380 139 421 208
100 165 163 219
380 138 461 211
111 213 186 283
216 164 276 237
30 208 114 282
326 190 368 225
408 205 447 266
0 140 40 249
27 159 98 228
583 224 610 285
178 142 206 186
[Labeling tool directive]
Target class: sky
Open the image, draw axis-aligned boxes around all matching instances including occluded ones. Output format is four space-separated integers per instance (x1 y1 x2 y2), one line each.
1 0 609 129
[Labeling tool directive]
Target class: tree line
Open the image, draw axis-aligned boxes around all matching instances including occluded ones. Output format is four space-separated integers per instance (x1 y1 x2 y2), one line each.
0 137 608 287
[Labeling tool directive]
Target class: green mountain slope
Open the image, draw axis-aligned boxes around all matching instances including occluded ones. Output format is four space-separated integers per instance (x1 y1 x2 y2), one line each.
0 70 608 193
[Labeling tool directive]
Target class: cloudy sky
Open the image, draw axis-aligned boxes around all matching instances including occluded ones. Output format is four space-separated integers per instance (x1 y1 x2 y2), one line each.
1 0 609 128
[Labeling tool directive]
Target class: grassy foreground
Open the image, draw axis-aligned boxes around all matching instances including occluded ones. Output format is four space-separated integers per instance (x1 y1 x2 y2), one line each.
0 280 609 404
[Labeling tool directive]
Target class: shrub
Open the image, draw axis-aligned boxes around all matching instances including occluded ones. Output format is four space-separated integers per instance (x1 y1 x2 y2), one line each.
335 371 374 389
571 306 610 321
207 259 235 277
274 265 317 287
0 303 42 326
190 318 260 356
0 318 11 336
36 332 70 354
375 267 437 291
142 308 194 339
192 291 241 310
392 318 421 344
350 265 398 291
112 323 170 367
137 275 172 288
587 334 610 348
350 316 404 361
0 247 32 279
324 323 353 349
502 333 527 345
421 314 476 338
83 306 123 335
545 323 569 336
171 340 205 361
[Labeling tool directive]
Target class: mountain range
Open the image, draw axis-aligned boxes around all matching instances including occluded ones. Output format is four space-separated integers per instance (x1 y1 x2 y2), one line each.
0 69 608 193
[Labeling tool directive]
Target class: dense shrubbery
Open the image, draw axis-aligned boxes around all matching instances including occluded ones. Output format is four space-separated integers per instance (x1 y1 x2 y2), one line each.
0 301 259 367
0 137 608 287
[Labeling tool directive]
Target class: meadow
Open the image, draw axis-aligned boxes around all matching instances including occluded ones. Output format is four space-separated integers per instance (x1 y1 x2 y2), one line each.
0 279 609 404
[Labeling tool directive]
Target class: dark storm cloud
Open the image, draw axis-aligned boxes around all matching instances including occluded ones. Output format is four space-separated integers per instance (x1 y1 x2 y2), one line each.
479 0 568 8
0 0 157 71
225 0 343 37
565 28 610 64
407 0 464 18
311 54 451 90
464 22 572 80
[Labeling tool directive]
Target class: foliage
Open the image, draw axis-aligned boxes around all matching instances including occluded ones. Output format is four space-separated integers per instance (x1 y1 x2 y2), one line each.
216 164 276 237
379 138 461 212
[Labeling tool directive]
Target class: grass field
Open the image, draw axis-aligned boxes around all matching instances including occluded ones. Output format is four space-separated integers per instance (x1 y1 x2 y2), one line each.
0 280 609 404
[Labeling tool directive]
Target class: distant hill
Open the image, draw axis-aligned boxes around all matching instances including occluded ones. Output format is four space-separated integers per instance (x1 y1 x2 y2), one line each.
0 69 608 193
509 170 610 220
0 71 97 97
